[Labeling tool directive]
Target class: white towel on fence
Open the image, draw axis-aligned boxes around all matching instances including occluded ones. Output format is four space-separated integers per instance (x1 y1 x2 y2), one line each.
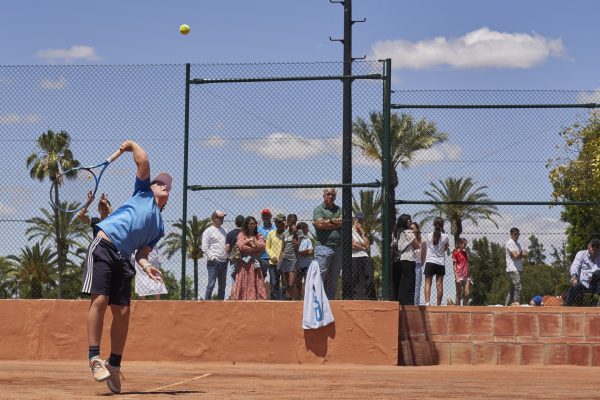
302 260 334 329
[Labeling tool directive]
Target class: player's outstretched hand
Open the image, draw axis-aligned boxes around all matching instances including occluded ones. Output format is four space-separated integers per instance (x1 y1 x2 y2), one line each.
145 265 164 283
119 140 136 153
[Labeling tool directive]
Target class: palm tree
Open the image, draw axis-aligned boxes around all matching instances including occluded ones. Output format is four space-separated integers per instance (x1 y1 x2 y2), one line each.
26 201 91 265
352 189 383 253
0 256 17 298
160 215 212 300
26 130 80 298
353 112 448 218
415 177 500 246
7 243 56 299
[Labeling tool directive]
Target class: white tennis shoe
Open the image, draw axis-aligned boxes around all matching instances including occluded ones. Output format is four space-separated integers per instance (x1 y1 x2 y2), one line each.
89 356 110 382
104 361 124 394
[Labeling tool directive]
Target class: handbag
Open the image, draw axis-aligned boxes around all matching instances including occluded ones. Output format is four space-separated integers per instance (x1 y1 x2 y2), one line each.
228 244 242 263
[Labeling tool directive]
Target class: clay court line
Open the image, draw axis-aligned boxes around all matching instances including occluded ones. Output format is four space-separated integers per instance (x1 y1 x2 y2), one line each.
121 373 212 399
145 373 212 392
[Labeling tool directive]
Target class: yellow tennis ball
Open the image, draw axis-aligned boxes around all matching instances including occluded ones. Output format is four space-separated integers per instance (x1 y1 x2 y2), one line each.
179 24 190 35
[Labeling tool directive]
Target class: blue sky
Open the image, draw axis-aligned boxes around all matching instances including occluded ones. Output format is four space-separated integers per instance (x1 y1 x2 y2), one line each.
2 0 600 283
1 0 599 90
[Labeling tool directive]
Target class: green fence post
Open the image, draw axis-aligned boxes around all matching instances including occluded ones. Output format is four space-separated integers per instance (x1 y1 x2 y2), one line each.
381 59 392 300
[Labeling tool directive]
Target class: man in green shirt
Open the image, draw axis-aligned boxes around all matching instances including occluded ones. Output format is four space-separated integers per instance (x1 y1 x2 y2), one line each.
313 188 343 299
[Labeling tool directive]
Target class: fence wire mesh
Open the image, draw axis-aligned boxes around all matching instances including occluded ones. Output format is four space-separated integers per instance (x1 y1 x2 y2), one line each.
392 90 600 306
1 62 599 306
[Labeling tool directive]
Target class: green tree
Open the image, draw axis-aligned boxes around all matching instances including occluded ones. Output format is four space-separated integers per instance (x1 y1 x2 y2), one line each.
0 256 17 298
416 177 500 246
26 201 90 263
548 115 600 258
160 216 211 300
7 243 56 299
352 189 382 253
520 264 569 301
468 237 506 305
527 234 547 265
550 242 570 271
26 130 80 298
353 112 448 219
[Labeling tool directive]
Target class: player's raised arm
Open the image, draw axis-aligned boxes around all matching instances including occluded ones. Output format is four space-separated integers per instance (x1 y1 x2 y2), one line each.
119 140 150 181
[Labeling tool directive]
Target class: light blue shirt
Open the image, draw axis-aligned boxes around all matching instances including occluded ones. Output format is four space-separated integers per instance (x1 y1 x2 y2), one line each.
570 249 600 288
257 223 275 260
297 237 313 271
97 177 164 259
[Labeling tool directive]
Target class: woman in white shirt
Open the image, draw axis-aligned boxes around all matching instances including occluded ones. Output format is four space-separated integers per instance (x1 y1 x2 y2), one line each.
392 214 420 304
423 217 449 306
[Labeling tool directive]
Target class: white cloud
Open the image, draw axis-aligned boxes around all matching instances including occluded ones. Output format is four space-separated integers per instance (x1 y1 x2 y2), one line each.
411 143 463 166
200 135 228 148
370 27 565 70
39 76 68 89
0 113 42 125
36 45 101 63
240 132 339 160
232 189 258 198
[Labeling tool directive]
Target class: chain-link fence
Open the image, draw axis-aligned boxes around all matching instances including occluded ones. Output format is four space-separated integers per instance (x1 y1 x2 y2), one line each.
392 90 600 306
1 62 599 304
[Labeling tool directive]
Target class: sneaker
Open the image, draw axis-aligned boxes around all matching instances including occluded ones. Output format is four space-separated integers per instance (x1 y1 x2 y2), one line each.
104 361 124 394
89 356 110 382
510 302 521 307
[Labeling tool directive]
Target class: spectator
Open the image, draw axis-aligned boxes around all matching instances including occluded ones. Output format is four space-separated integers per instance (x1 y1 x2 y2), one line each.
344 212 375 300
423 217 449 306
295 221 314 299
265 213 286 300
77 192 113 238
257 209 276 285
132 247 168 299
230 216 267 300
225 215 245 283
565 238 600 306
279 214 299 300
392 214 419 304
530 295 543 306
313 188 343 300
411 221 426 305
201 210 228 300
452 238 471 306
504 227 527 306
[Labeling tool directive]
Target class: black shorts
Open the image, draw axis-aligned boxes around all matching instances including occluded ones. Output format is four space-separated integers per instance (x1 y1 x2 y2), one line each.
81 236 136 306
424 262 445 277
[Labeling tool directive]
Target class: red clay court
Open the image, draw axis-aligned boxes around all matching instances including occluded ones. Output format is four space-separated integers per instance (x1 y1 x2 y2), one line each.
1 361 598 399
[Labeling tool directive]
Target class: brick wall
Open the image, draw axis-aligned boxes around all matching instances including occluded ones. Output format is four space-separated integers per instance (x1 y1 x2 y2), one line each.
399 306 600 366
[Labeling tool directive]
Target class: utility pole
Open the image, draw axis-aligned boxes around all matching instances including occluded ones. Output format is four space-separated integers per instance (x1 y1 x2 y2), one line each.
330 0 365 298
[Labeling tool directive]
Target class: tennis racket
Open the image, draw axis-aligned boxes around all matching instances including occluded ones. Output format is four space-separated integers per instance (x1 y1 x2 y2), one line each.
50 148 124 213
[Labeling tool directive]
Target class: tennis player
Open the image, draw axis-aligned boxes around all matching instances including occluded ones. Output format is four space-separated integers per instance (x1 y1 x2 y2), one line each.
82 140 171 394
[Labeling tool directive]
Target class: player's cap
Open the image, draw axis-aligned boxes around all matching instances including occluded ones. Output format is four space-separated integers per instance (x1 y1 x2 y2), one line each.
531 295 543 306
355 212 365 220
261 208 272 215
274 213 286 222
151 172 173 192
212 210 226 219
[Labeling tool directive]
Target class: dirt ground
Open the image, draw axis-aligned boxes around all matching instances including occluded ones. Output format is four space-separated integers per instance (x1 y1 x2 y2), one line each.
0 361 597 399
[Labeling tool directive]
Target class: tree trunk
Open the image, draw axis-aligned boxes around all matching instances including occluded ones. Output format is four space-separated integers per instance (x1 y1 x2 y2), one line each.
53 180 63 299
193 259 198 300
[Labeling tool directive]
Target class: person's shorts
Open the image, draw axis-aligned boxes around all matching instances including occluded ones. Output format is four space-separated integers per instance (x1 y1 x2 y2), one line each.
424 262 445 277
278 258 297 273
81 236 136 306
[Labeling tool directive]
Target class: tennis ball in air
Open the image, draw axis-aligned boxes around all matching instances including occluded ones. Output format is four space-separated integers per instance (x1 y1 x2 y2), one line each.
179 24 190 35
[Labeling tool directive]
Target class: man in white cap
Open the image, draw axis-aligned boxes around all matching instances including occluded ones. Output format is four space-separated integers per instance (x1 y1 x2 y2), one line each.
82 140 171 394
201 209 228 301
